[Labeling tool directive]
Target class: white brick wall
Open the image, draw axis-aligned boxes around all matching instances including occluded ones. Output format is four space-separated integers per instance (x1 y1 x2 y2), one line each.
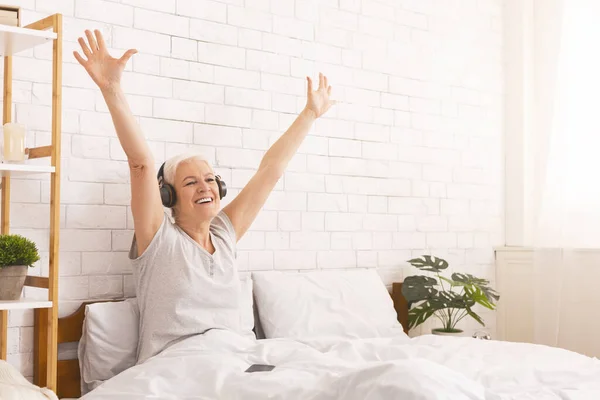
5 0 504 376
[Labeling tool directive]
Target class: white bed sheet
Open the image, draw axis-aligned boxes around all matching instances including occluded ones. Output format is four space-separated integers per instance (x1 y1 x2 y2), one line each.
80 330 600 400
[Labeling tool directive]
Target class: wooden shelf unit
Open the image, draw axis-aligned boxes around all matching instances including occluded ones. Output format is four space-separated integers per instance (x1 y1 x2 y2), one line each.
0 14 62 394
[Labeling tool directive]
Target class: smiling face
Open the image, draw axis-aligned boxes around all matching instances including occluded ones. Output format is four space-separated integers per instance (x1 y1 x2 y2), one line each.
171 158 220 224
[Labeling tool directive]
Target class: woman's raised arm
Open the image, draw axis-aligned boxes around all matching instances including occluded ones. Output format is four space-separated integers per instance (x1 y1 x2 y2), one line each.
74 30 163 256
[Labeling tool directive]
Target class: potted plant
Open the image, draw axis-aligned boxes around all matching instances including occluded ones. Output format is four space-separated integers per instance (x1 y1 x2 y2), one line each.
401 255 500 336
0 234 40 301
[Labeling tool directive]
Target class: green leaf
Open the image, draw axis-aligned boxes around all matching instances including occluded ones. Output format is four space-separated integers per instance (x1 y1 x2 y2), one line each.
465 305 485 327
401 275 438 303
407 301 436 330
408 255 449 273
439 276 459 287
0 234 40 268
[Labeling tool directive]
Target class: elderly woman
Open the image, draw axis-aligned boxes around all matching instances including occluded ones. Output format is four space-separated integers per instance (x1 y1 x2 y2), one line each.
74 30 335 364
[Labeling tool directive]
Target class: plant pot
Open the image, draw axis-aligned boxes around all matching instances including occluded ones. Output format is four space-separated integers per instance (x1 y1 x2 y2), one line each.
0 265 27 300
431 328 464 337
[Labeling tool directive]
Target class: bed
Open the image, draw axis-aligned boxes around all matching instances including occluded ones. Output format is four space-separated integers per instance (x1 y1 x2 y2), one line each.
55 270 600 400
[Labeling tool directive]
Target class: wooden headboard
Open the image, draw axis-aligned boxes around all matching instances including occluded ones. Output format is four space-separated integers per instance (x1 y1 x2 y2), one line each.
56 283 409 398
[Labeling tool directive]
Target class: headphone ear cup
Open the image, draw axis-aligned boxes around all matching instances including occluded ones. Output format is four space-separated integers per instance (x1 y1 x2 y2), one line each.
216 177 227 200
160 183 176 208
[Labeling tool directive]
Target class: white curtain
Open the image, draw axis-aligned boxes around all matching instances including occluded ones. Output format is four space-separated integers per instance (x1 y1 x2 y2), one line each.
528 0 600 357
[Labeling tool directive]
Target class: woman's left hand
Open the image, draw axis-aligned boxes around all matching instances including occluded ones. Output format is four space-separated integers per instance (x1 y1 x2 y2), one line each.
304 72 336 119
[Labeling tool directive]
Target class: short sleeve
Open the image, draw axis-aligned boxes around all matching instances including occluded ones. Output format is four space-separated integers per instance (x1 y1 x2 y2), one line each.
128 212 170 263
210 209 237 253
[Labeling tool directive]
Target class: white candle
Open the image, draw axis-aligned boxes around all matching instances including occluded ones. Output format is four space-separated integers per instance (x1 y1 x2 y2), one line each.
2 123 26 163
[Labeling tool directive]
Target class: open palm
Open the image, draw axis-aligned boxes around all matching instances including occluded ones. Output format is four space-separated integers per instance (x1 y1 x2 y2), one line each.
73 30 137 91
305 73 336 119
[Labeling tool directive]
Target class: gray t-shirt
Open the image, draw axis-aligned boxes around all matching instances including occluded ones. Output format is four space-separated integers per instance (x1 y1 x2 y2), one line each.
129 210 242 365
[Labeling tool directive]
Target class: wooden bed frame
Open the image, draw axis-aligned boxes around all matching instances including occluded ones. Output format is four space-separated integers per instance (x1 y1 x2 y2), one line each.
54 282 409 399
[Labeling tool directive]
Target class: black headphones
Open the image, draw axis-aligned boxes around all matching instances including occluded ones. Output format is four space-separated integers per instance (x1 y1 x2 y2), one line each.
157 162 227 208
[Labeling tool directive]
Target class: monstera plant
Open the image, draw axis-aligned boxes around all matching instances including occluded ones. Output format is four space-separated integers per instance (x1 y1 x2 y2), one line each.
401 256 500 335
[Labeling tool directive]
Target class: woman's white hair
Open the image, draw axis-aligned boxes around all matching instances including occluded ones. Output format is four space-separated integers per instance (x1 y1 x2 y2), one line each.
162 152 212 186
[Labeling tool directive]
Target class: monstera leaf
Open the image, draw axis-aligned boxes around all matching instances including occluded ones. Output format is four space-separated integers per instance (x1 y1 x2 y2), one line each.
451 273 500 308
401 275 438 306
408 255 449 273
407 300 436 330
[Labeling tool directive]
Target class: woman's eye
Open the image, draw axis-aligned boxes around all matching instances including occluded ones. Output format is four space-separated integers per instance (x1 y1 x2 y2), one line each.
185 181 196 186
206 178 215 183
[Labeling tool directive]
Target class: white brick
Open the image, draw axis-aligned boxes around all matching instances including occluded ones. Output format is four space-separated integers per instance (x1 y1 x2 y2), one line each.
329 138 361 157
60 230 111 251
69 158 130 184
121 72 172 97
290 232 330 250
271 0 294 16
140 117 193 143
214 66 260 89
364 214 397 231
121 0 174 12
42 181 103 205
174 80 224 104
249 211 278 231
264 192 306 211
308 193 347 212
378 250 412 267
11 204 53 229
71 135 110 159
417 216 448 232
222 87 270 110
362 142 396 160
238 232 265 250
325 213 362 231
396 9 428 29
153 98 204 123
368 196 387 213
202 104 252 128
315 25 352 47
194 124 242 148
242 129 272 150
247 50 290 75
261 73 305 96
172 37 198 61
112 230 134 251
227 5 272 32
62 87 96 111
75 0 133 26
132 53 160 75
453 167 487 184
359 16 394 38
82 252 131 275
295 0 319 22
165 143 216 163
342 49 362 67
347 195 367 212
354 123 390 143
331 232 352 249
248 251 274 270
198 42 245 68
284 172 325 192
381 93 409 110
12 57 48 84
304 42 343 64
90 275 123 298
244 0 269 12
11 180 41 203
389 198 425 215
190 63 215 83
362 1 395 20
393 232 426 249
318 251 356 268
238 28 262 50
336 103 373 123
273 16 314 41
423 165 453 182
134 8 188 37
321 8 358 30
272 93 299 114
216 147 262 168
190 19 237 46
67 205 126 229
160 58 189 79
249 110 277 131
113 27 171 57
343 87 380 108
302 212 325 231
104 183 130 206
176 0 226 22
277 211 301 231
427 233 457 248
274 251 316 269
410 97 441 114
398 146 460 165
266 232 289 249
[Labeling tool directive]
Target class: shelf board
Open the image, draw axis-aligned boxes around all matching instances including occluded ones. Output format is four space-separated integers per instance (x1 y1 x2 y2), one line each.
0 299 52 311
0 162 55 177
0 24 57 56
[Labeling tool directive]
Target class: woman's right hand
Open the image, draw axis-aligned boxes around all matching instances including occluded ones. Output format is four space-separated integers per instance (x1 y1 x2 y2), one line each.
73 29 137 91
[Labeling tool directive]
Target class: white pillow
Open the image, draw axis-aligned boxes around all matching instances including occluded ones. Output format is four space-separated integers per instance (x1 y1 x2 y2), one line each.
252 269 406 340
78 276 256 394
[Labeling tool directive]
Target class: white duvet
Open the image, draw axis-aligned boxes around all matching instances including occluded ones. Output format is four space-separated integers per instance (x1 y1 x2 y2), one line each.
80 330 600 400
